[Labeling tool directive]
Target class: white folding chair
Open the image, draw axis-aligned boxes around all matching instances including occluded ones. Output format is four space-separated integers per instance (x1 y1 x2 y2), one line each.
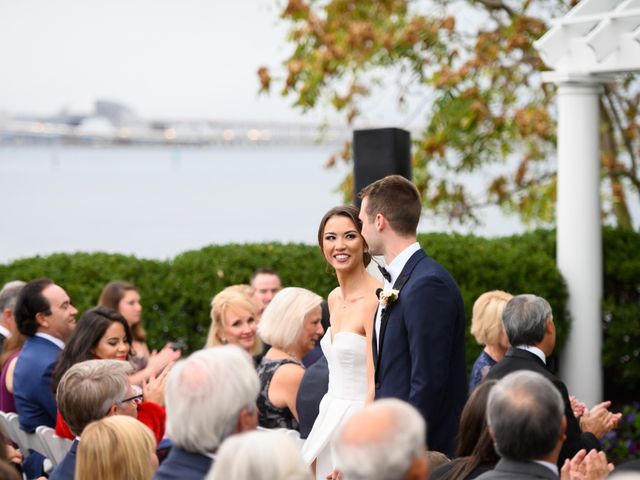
36 426 72 467
0 411 11 441
5 412 31 456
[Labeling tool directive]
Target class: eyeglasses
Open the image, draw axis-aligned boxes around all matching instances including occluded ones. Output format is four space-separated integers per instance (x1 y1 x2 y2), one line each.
119 393 144 406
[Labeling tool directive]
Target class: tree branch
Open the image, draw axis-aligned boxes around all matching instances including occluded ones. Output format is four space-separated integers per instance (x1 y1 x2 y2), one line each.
475 0 515 17
605 86 639 181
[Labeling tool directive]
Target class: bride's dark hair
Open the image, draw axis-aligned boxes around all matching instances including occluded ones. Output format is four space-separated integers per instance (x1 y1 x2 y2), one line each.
317 205 371 267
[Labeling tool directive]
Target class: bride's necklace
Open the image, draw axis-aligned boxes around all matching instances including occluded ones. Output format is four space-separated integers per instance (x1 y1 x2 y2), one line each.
340 294 366 309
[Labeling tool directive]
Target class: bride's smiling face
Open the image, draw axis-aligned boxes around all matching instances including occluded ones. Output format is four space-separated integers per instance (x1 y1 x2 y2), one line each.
322 215 366 272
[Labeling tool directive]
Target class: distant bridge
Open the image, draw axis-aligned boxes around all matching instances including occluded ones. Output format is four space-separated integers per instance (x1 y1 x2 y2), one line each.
0 117 351 147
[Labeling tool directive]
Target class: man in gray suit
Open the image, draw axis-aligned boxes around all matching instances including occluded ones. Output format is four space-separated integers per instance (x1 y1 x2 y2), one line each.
477 370 566 479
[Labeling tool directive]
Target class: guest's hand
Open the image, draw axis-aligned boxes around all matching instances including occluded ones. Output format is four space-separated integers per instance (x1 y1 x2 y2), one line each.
147 344 181 376
5 444 22 464
580 401 621 438
561 449 613 480
569 395 586 418
142 362 174 406
325 469 341 480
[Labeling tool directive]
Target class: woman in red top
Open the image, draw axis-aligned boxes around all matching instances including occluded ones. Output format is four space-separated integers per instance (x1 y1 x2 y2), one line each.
51 306 168 444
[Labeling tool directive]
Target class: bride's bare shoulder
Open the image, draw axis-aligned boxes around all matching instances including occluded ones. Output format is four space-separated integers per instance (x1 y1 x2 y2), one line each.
327 287 342 307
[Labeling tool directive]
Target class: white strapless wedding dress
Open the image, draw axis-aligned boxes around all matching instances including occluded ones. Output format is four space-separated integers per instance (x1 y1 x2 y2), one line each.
301 327 368 480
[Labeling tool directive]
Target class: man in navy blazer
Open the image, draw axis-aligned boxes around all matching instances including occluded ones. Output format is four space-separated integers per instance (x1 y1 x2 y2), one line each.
358 175 467 457
13 278 77 478
154 346 260 480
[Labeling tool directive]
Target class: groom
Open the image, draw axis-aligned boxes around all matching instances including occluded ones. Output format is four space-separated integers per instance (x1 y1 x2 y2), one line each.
358 175 467 456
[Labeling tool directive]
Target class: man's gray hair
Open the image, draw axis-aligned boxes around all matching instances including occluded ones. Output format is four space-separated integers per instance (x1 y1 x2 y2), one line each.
165 345 260 454
333 399 426 480
0 280 26 312
56 359 132 436
487 370 564 461
502 294 552 346
206 430 311 480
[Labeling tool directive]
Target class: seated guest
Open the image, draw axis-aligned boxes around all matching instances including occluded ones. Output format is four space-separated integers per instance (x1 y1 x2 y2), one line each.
99 280 180 373
76 415 158 480
205 287 262 357
249 268 282 317
153 345 259 480
477 370 567 479
13 279 77 478
256 287 324 430
333 399 428 480
51 307 167 445
486 294 620 466
0 281 26 413
430 380 499 480
0 328 26 414
206 430 311 480
469 291 512 392
50 359 149 480
0 281 25 352
479 371 614 480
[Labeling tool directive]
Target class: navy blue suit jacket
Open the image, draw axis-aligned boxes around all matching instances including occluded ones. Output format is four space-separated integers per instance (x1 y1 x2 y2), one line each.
14 335 60 431
373 249 467 457
49 439 78 480
296 355 329 439
14 335 61 478
153 446 213 480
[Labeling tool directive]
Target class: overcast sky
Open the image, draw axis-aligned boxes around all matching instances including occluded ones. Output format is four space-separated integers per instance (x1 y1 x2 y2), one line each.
0 0 330 122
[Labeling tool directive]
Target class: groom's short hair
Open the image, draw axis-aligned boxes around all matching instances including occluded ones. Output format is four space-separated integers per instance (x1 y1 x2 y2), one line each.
358 175 421 236
333 399 427 480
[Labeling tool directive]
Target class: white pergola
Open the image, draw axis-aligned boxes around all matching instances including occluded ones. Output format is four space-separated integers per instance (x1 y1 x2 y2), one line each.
534 0 640 406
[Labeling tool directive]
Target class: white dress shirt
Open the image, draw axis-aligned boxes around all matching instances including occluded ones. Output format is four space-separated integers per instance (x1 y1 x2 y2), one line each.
35 332 65 350
515 345 546 364
375 242 421 350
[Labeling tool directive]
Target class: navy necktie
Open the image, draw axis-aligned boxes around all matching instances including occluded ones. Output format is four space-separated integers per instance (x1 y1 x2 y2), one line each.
378 265 391 282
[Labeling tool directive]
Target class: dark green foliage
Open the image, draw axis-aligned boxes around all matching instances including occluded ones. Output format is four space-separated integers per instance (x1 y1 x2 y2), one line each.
601 228 640 402
418 231 569 375
0 228 637 400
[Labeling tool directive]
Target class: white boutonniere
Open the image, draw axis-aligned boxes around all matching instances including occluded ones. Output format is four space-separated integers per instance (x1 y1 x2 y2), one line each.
378 288 400 308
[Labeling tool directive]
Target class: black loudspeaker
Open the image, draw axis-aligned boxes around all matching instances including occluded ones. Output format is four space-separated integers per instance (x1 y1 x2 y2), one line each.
352 128 411 206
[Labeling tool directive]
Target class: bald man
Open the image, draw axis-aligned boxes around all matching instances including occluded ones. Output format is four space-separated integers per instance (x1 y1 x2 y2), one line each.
333 399 428 480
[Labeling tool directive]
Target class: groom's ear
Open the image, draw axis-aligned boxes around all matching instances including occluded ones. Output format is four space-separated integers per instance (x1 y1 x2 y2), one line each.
375 213 385 231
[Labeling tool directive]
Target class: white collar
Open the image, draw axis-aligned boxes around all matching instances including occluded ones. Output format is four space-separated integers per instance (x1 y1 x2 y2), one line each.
0 325 11 338
533 460 559 475
34 332 65 349
515 345 546 365
385 243 421 286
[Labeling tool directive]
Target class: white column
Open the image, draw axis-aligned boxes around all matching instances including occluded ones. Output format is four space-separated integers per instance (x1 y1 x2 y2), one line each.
552 76 603 406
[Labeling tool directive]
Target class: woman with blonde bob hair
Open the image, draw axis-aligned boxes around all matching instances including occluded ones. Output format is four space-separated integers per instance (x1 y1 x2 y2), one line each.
76 415 158 480
468 290 513 392
206 429 311 480
206 286 262 356
256 287 324 430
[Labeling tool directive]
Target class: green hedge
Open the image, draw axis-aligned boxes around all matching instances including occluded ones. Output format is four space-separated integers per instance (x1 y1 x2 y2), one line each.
1 228 638 401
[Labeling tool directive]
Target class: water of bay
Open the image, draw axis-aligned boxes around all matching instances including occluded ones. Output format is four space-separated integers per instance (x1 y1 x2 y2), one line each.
0 145 523 264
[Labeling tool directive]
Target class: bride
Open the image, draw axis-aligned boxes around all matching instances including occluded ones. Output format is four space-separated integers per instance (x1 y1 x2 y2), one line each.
301 205 381 479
